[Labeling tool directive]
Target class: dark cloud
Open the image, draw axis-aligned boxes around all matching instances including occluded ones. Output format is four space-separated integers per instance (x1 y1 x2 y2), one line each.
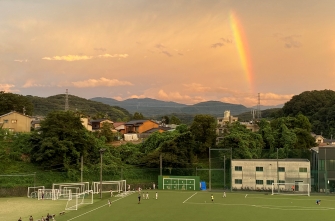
162 51 172 57
220 38 233 43
94 48 107 52
155 44 165 49
282 36 302 48
211 43 224 48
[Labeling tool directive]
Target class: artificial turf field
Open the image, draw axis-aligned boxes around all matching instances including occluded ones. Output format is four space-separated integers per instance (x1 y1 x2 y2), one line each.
1 191 335 221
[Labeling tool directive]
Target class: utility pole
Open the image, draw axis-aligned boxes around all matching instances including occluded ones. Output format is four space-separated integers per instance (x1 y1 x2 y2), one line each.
65 89 69 111
99 148 106 199
277 148 279 193
160 153 162 176
81 155 83 183
209 147 211 191
224 155 226 189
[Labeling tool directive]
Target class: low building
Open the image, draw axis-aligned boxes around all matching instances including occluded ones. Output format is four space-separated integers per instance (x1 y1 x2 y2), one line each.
311 145 335 193
0 111 32 133
90 119 114 131
232 159 310 192
124 120 159 134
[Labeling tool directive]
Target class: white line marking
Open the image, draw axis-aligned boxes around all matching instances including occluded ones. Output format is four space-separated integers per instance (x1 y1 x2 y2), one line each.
183 192 197 204
67 192 134 221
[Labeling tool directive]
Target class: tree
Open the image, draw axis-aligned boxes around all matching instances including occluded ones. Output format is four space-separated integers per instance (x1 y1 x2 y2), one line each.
170 115 181 125
190 114 217 157
30 111 103 170
93 122 115 142
0 91 33 115
133 112 145 120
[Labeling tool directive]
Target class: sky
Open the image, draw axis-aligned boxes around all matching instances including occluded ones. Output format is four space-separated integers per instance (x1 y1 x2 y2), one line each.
1 0 335 107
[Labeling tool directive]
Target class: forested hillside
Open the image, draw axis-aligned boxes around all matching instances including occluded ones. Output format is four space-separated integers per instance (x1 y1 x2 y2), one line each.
282 90 335 138
26 94 132 121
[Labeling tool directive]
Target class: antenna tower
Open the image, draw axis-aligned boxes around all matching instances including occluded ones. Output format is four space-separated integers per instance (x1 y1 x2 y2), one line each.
257 93 261 120
65 89 69 111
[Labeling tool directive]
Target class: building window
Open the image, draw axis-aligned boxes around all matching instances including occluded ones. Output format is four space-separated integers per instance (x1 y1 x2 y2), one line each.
266 180 274 185
256 180 263 185
11 119 17 124
235 179 242 184
278 180 285 184
235 166 242 171
278 167 285 172
299 168 307 172
256 167 263 172
3 119 8 123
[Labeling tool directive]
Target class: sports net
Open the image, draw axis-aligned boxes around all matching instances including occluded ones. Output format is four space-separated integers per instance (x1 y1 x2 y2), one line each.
27 186 44 198
65 190 94 211
272 183 310 196
92 180 126 194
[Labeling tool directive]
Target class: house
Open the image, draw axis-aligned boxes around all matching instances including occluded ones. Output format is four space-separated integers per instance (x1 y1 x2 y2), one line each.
90 119 114 131
0 111 32 133
232 159 310 193
124 120 159 134
311 145 335 193
113 122 126 135
81 117 92 131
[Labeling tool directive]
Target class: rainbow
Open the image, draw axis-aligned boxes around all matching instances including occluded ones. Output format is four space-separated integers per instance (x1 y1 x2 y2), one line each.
229 11 254 92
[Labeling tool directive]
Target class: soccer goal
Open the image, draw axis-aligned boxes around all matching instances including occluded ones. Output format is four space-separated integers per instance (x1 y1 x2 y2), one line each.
52 182 90 194
65 190 94 211
27 186 45 198
92 180 127 194
271 183 310 196
38 189 58 200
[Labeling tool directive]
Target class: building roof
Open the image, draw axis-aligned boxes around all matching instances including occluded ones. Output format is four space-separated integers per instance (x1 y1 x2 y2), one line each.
0 111 31 118
232 159 310 162
90 119 113 123
124 120 147 125
142 127 172 134
113 122 125 128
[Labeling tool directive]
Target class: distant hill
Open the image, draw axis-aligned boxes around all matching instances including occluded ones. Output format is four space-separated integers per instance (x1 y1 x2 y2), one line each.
90 97 251 118
26 94 132 121
236 108 282 122
249 104 284 110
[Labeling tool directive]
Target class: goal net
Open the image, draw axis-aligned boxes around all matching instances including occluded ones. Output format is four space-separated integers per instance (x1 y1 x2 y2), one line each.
27 186 45 198
271 183 310 196
38 189 57 200
92 180 126 194
65 190 94 211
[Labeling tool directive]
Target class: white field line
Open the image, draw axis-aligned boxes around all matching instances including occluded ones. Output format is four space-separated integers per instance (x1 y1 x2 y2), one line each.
183 192 197 204
184 201 335 211
66 192 134 221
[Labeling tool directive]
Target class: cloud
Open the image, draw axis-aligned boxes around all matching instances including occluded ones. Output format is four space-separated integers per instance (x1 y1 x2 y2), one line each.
98 54 129 58
42 55 93 61
14 59 28 63
129 94 146 99
211 38 233 48
155 44 165 49
72 77 133 88
211 43 224 48
22 80 47 88
157 89 195 103
274 34 302 48
42 54 129 61
0 84 15 92
161 51 172 57
183 83 211 92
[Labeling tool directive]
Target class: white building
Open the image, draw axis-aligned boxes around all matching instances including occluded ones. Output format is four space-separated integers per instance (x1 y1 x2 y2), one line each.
232 159 310 192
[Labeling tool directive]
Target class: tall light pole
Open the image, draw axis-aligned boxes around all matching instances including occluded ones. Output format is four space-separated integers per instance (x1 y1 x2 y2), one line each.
277 148 279 193
100 148 106 199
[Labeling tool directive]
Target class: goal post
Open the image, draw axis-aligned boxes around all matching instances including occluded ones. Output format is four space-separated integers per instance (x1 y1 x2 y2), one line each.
27 186 45 198
92 180 126 194
65 190 94 211
271 182 310 196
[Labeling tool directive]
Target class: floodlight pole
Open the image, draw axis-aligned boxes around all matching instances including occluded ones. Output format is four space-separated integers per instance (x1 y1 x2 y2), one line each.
209 147 211 191
277 148 279 192
224 155 226 189
100 148 106 199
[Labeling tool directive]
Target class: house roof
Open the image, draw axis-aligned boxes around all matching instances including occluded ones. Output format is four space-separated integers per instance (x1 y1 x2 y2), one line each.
142 126 172 134
124 120 147 126
0 111 31 119
232 159 310 162
90 119 113 123
113 122 125 128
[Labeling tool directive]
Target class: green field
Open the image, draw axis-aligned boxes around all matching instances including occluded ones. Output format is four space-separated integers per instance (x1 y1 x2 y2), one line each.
1 191 334 221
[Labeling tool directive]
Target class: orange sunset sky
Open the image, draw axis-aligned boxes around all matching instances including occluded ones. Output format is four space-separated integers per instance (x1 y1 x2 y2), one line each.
1 0 335 107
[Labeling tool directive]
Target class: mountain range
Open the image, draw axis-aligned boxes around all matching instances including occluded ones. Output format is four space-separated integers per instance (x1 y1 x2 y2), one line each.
90 97 282 118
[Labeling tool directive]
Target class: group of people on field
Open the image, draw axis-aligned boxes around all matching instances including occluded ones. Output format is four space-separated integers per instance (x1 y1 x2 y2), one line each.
19 212 57 221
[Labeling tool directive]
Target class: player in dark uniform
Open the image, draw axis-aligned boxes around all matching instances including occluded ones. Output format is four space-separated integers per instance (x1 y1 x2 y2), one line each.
316 199 321 205
138 193 141 204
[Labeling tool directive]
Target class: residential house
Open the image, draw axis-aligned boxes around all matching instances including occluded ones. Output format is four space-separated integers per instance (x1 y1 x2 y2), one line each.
113 122 126 135
0 111 31 132
140 126 173 138
124 120 159 137
81 117 92 131
90 119 114 131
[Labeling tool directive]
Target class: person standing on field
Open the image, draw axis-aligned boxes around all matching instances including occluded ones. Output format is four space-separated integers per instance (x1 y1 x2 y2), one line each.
29 215 33 221
138 193 141 204
211 194 214 203
155 192 158 200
